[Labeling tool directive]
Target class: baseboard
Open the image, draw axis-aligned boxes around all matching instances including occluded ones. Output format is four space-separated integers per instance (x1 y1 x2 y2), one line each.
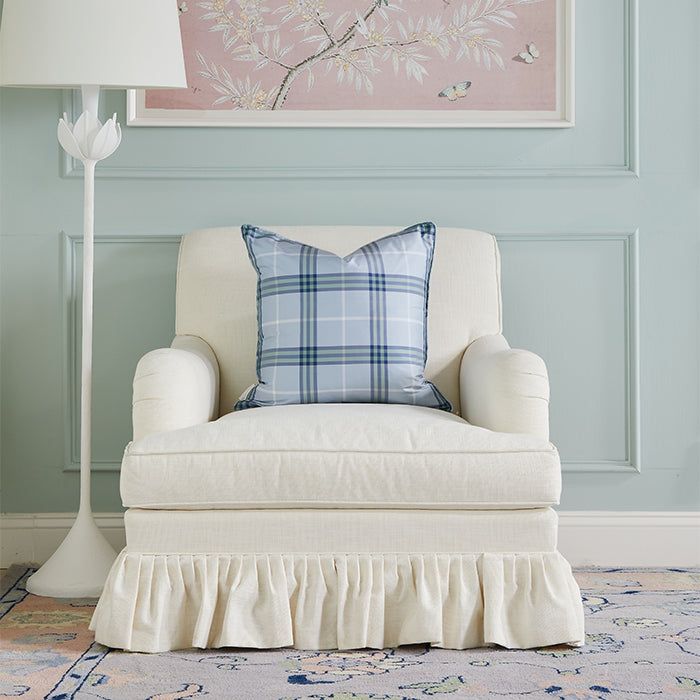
1 511 698 569
557 511 700 568
0 513 127 568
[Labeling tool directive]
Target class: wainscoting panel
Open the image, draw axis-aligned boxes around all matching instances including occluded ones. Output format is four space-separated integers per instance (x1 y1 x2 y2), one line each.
62 234 181 471
61 0 638 180
498 232 639 473
59 232 640 474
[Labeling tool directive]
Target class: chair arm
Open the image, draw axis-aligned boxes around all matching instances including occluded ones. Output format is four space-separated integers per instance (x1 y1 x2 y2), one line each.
459 334 550 440
132 334 220 441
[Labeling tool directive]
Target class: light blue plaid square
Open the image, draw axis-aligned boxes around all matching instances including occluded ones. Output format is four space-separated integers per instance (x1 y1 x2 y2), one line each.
234 223 451 411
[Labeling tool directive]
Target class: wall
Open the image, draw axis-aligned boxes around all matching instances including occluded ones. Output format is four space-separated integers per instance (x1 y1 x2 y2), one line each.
1 0 698 515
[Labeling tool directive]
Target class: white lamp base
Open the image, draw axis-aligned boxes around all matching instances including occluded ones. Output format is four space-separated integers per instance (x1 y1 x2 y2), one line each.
25 509 117 598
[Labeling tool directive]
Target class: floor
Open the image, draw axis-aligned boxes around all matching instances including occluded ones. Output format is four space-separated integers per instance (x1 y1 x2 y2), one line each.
1 566 699 699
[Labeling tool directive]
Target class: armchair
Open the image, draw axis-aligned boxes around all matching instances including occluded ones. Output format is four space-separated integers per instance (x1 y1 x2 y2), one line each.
91 225 584 652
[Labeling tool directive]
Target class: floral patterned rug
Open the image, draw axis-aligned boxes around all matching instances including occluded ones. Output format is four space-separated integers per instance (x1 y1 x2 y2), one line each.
1 566 699 699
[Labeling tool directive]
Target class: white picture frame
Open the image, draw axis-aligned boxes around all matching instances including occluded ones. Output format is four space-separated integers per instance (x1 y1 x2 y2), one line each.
127 0 574 129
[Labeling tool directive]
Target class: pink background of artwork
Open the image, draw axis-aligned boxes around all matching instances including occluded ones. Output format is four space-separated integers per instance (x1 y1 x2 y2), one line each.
147 0 557 112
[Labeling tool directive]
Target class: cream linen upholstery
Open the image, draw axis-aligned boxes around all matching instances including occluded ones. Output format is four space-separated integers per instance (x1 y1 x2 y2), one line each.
121 404 560 510
132 335 220 441
93 552 583 653
122 508 560 553
92 225 584 653
461 333 551 440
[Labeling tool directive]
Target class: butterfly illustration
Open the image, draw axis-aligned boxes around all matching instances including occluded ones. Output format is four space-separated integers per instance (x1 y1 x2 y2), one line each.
178 2 188 14
519 43 539 63
438 81 471 101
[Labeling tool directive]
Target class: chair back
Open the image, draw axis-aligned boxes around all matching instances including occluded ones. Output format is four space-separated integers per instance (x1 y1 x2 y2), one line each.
176 226 503 415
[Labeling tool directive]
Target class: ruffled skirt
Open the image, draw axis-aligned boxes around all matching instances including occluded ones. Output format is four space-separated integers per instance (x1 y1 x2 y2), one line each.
90 551 584 652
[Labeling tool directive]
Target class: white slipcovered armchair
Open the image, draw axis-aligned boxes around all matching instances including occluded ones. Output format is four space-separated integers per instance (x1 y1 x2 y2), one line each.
91 226 584 652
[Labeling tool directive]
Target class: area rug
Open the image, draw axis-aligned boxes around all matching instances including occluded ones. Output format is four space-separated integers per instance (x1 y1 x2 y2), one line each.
1 567 699 699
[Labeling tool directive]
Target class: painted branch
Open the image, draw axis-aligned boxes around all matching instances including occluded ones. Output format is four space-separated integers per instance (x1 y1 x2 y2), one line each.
272 0 380 109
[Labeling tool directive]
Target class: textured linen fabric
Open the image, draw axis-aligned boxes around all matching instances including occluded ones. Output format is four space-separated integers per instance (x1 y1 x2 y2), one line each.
123 507 559 553
235 223 450 411
120 403 561 510
90 551 585 653
132 335 220 441
461 333 551 441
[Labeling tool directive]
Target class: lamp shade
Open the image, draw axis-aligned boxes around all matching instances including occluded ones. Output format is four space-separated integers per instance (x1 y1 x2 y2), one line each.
0 0 186 89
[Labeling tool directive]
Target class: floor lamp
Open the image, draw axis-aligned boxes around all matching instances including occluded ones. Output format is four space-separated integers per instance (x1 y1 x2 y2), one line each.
0 0 186 597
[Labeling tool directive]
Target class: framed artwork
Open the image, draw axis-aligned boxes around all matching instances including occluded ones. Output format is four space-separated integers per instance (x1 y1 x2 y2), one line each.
127 0 573 128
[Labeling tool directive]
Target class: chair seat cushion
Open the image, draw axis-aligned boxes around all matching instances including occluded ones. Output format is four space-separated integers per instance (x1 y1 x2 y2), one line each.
121 404 561 510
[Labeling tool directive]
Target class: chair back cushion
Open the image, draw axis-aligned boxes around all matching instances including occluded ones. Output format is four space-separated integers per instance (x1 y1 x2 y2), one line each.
176 225 502 415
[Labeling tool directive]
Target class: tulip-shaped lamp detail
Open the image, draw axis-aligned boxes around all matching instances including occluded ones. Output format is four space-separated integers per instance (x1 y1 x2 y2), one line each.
0 0 187 598
58 111 122 163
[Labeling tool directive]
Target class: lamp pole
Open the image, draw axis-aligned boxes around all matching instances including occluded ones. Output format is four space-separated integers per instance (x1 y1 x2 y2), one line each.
26 86 122 598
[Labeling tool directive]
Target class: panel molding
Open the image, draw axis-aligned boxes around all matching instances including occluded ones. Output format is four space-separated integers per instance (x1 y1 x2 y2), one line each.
61 230 640 474
496 230 640 474
61 233 182 473
3 511 698 569
60 0 639 180
623 0 640 176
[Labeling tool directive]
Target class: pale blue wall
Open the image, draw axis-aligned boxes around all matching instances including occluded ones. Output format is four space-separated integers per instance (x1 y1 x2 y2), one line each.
1 0 698 513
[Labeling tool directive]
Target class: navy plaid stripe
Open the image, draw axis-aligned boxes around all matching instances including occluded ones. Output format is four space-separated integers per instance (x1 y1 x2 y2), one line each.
299 245 318 403
235 223 451 412
260 345 425 367
259 273 426 297
248 232 266 380
362 240 389 402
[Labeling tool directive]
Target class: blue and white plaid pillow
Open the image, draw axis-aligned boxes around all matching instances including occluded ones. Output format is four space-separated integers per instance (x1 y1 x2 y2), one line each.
234 223 451 411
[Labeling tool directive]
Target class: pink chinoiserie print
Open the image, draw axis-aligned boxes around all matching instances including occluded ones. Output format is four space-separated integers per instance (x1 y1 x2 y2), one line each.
146 0 557 112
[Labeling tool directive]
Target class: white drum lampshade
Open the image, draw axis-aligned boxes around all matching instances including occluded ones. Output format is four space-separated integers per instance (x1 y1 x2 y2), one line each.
0 0 186 597
0 0 186 90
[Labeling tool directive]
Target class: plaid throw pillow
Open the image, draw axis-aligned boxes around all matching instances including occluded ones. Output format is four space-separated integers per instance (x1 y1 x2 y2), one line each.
234 223 451 411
